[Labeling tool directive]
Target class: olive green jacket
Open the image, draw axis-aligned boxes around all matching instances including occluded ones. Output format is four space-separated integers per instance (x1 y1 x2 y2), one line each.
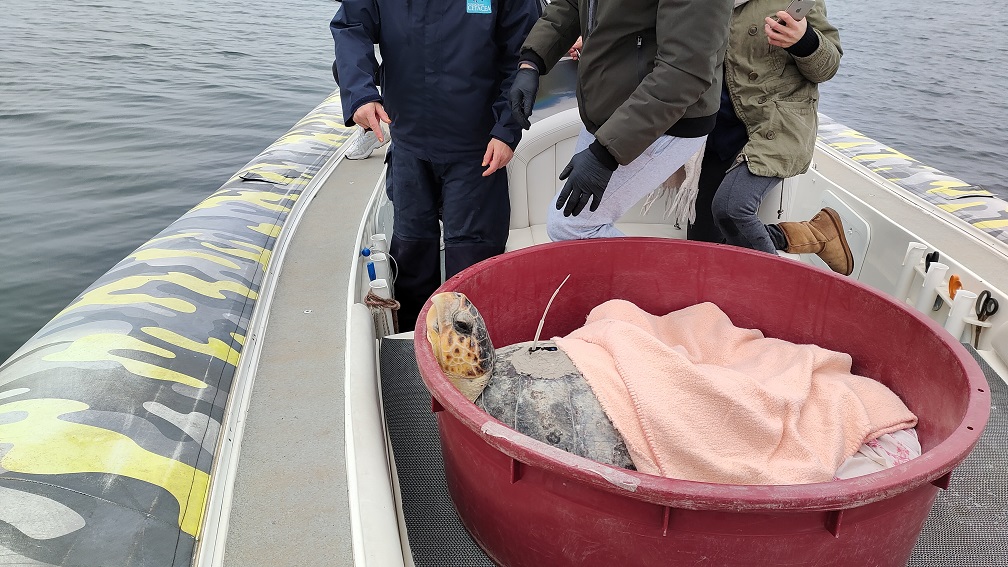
727 0 842 178
521 0 734 166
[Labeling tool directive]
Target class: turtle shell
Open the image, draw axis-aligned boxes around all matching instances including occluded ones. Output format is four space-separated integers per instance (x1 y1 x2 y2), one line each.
477 340 633 470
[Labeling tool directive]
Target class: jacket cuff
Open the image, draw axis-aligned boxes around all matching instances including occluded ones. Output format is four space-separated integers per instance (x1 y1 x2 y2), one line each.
490 125 521 150
791 29 836 81
346 94 384 127
589 140 619 171
519 49 548 76
785 24 820 58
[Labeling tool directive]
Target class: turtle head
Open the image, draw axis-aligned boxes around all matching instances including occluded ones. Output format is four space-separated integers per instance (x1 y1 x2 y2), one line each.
425 292 495 402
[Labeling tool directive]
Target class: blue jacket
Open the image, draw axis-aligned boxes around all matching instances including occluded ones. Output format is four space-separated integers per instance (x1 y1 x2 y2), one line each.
331 0 540 161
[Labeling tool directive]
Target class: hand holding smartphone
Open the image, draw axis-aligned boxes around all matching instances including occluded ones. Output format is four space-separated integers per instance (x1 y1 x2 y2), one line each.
766 0 812 48
781 0 815 22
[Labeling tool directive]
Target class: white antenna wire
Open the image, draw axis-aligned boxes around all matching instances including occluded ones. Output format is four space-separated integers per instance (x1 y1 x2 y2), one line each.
530 274 571 352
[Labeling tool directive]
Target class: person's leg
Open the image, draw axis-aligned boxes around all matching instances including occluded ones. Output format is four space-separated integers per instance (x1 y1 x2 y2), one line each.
766 223 789 251
773 208 854 275
438 157 510 278
546 128 706 241
687 147 733 243
389 146 443 331
710 165 782 254
384 142 394 201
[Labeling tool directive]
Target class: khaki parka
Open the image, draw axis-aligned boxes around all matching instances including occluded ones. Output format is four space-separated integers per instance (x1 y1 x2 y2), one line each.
727 0 842 178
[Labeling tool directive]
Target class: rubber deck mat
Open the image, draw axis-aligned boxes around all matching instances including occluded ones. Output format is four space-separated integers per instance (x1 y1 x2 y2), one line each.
379 337 495 566
381 337 1006 566
908 346 1008 566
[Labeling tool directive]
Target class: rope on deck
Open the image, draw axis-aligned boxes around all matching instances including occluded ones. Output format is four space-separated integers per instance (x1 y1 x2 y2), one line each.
365 289 400 336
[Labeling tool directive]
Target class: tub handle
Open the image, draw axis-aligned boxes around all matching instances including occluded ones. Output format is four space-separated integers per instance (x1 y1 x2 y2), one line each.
825 509 843 538
511 458 523 484
931 471 952 490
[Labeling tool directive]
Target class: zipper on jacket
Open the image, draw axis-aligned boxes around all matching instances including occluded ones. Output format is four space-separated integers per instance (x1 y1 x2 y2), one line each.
636 35 646 82
587 0 598 37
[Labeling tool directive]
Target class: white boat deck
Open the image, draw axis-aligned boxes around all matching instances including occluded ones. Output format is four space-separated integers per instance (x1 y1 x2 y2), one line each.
222 147 387 567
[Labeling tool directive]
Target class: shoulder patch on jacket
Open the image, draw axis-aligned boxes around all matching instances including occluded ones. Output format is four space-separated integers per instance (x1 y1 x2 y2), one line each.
467 0 492 14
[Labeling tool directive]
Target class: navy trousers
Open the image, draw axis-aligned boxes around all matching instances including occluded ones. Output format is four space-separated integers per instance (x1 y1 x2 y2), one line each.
389 145 510 331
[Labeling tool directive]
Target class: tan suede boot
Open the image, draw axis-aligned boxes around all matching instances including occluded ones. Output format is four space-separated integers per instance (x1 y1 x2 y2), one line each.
778 208 854 276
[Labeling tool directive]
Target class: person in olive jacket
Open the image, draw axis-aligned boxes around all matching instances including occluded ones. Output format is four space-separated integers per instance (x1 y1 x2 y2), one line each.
509 0 735 241
689 0 853 276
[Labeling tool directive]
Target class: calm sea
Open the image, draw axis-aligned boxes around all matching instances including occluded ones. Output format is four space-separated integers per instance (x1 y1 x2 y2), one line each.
1 0 1005 362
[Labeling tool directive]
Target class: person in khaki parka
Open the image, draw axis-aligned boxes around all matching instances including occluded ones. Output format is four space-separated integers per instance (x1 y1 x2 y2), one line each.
688 0 854 276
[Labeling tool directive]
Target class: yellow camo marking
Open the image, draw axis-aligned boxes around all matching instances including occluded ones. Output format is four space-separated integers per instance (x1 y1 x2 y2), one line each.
0 399 209 536
202 241 271 270
274 131 351 147
43 333 208 389
852 150 918 162
129 248 241 270
927 179 970 189
829 140 875 150
59 275 196 316
926 180 992 197
249 222 282 237
142 327 240 367
938 201 988 213
974 219 1008 230
298 116 344 127
929 188 994 198
59 273 256 317
189 190 295 214
231 332 246 347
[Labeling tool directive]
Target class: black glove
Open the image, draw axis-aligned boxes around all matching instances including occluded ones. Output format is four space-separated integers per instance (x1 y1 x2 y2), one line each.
555 143 618 217
508 66 539 130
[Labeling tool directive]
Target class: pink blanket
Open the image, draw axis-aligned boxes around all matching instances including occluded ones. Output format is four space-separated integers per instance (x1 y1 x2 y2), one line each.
553 300 917 485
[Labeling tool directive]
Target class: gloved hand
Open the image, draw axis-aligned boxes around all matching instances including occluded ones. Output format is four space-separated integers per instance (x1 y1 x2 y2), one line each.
508 66 540 130
555 144 617 217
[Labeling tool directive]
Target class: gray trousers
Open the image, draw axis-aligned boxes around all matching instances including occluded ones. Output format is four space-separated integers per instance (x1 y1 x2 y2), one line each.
690 148 788 254
711 163 786 254
547 128 706 241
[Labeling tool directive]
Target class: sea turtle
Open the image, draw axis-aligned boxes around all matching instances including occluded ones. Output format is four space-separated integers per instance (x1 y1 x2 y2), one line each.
425 291 633 469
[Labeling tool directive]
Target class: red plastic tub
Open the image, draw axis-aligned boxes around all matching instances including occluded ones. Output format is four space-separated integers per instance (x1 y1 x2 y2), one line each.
414 238 989 567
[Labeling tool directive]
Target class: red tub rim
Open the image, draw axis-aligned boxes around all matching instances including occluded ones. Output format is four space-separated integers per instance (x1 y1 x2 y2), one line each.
414 238 991 512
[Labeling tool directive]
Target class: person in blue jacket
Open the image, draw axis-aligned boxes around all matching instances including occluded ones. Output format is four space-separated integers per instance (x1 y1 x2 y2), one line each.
331 0 540 331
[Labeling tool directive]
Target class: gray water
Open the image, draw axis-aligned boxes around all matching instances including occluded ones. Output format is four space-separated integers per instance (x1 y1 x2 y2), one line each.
0 0 1005 363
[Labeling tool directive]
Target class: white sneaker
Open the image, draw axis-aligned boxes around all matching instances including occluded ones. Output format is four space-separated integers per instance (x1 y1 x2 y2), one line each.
346 124 389 160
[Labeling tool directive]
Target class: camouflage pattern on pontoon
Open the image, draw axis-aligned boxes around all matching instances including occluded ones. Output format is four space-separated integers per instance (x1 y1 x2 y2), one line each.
818 115 1008 243
0 91 351 567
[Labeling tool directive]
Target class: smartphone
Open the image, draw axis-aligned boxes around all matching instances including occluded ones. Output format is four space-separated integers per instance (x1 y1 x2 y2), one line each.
783 0 816 21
